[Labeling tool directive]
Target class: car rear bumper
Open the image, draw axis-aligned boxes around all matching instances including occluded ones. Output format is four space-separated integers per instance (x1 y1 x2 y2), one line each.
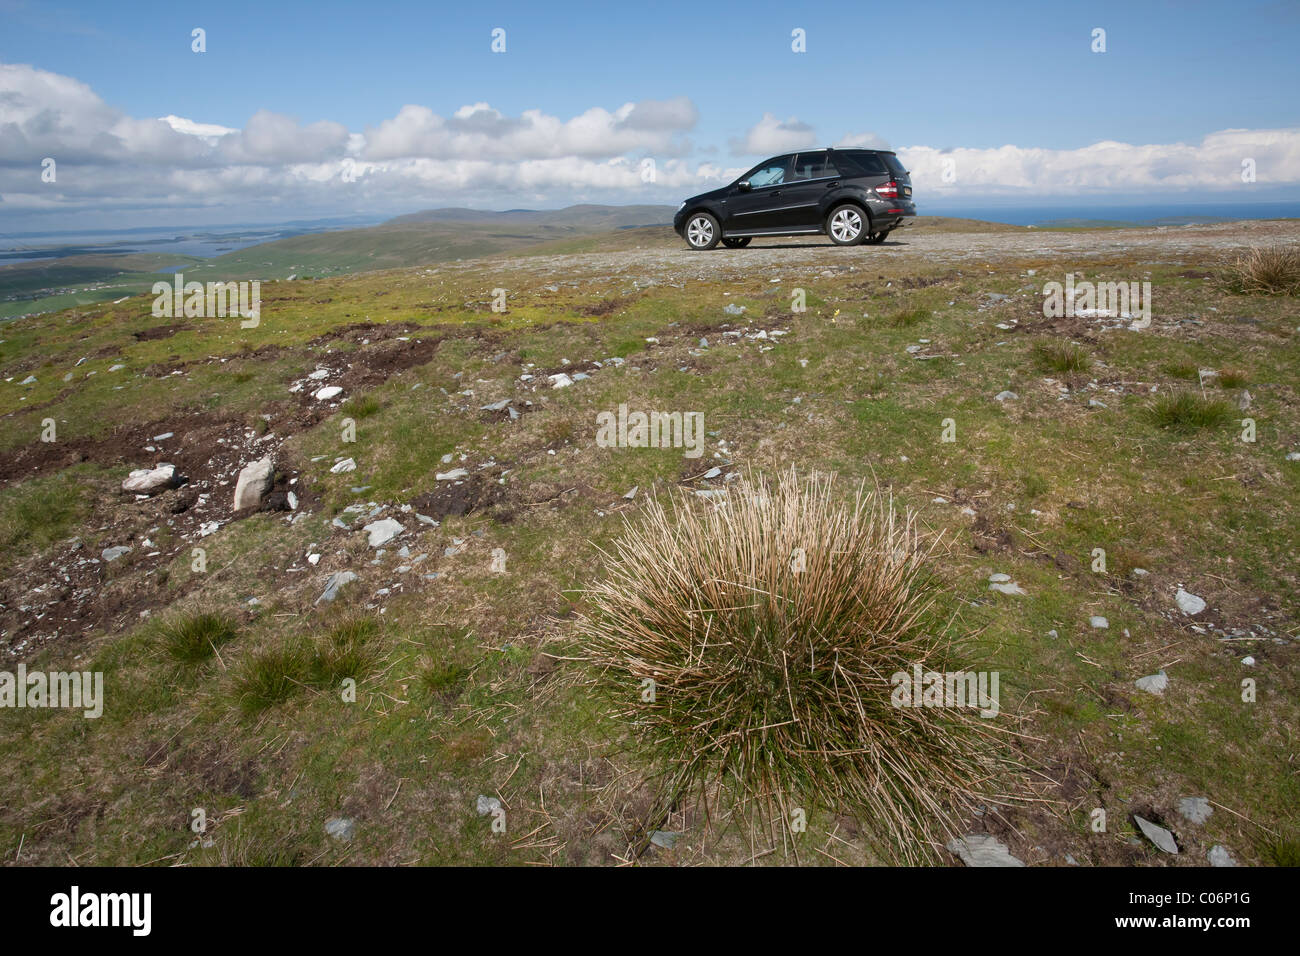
872 199 916 230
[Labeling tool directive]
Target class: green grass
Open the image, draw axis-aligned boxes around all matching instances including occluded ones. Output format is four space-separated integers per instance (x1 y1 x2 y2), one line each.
1034 340 1092 373
157 611 240 666
1146 392 1234 433
235 646 312 715
0 221 1297 867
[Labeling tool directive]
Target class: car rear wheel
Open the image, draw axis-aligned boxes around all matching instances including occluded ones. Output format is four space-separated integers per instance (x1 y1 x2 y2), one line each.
864 229 891 245
721 237 751 249
826 204 867 246
685 213 721 250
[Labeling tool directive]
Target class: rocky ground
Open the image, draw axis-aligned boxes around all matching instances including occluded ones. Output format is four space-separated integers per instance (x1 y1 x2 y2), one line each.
0 220 1297 866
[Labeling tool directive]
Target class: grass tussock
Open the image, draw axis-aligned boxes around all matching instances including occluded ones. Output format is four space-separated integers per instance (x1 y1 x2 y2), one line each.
579 469 1017 863
156 610 239 666
1034 340 1091 374
1217 368 1250 389
1221 245 1300 295
235 646 310 715
1147 391 1234 433
890 306 931 328
342 394 382 419
234 615 382 714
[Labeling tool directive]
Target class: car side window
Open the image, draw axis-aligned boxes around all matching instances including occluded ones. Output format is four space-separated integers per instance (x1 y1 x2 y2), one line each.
789 152 838 181
747 161 786 187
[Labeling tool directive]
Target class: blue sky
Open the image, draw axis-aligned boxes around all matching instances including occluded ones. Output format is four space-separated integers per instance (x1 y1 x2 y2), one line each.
2 0 1298 228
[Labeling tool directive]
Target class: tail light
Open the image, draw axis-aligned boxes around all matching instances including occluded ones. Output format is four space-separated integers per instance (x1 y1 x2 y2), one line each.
875 180 900 199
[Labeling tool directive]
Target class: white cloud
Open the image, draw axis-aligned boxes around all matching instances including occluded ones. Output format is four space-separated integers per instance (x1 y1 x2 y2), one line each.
361 97 696 162
884 128 1300 195
3 60 1298 229
732 113 817 155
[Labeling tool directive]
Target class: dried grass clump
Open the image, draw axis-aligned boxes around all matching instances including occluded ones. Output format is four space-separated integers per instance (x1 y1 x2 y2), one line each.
580 469 1017 863
1220 245 1300 295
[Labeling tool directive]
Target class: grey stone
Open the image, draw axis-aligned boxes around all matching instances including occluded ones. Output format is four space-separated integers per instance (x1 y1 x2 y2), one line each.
436 468 469 481
324 817 355 841
1090 615 1109 629
1134 815 1179 854
989 580 1027 596
946 834 1025 867
314 385 343 401
1177 796 1212 825
363 517 403 548
315 570 358 604
101 546 132 562
330 458 356 474
1135 670 1169 695
122 464 177 495
1208 845 1237 867
1175 588 1206 615
475 794 502 816
233 457 274 510
649 830 681 849
994 390 1018 402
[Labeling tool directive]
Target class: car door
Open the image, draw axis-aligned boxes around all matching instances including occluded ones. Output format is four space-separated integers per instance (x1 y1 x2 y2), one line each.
775 151 839 230
720 156 792 233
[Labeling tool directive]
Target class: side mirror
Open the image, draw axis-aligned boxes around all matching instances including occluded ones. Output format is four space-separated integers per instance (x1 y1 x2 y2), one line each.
737 180 752 192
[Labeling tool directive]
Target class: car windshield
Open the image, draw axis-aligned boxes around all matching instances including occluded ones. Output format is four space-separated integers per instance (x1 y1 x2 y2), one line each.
745 160 786 187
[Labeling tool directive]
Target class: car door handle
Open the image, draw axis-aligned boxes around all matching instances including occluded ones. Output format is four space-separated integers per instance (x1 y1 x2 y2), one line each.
770 190 781 197
826 181 840 187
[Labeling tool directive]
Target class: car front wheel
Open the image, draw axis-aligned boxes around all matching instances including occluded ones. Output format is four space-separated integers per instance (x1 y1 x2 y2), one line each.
826 204 867 246
721 237 751 249
684 212 721 250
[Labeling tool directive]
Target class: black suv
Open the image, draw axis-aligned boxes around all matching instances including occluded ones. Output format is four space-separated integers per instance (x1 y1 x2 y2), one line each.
672 148 914 249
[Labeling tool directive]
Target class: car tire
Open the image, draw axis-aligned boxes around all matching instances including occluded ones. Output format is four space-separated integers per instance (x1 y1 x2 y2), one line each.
684 212 721 250
721 237 751 249
864 229 891 245
826 204 868 246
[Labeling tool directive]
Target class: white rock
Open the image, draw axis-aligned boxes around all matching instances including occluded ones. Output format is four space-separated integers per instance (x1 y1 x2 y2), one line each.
988 573 1011 583
1090 616 1109 629
1135 670 1168 695
121 464 176 495
1207 845 1237 867
476 794 502 816
994 391 1018 402
307 553 321 565
549 373 574 389
233 457 274 511
330 458 356 474
1241 656 1255 666
363 517 403 548
1177 797 1212 825
314 385 343 401
1175 588 1206 615
989 581 1027 596
436 468 469 481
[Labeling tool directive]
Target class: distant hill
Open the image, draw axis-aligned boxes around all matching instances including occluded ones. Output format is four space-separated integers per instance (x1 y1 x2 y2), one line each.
386 203 675 229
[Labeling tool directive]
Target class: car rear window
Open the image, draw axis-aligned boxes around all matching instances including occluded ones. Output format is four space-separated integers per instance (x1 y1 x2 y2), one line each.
882 153 908 177
838 150 887 176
